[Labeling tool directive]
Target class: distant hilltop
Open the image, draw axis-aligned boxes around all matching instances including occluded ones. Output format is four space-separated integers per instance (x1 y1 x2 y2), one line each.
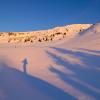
0 24 92 43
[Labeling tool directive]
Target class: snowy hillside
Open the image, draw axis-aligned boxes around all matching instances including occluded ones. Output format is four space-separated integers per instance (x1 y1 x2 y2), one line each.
0 23 100 100
0 24 92 43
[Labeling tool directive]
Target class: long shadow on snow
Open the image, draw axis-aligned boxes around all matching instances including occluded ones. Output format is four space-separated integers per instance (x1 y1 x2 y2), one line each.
79 48 100 54
46 47 100 99
0 62 75 100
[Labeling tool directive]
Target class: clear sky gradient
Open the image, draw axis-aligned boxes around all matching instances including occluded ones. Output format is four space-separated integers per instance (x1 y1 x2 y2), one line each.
0 0 100 32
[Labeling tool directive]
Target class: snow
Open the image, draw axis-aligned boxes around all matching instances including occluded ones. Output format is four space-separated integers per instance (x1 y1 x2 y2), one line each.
0 23 100 100
0 24 92 43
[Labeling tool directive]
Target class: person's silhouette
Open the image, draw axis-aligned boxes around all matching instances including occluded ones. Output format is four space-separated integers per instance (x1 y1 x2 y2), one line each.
22 58 28 74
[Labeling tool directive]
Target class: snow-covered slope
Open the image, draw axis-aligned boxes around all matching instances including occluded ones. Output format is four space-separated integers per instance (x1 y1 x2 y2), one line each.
0 23 100 100
65 23 100 49
0 24 92 43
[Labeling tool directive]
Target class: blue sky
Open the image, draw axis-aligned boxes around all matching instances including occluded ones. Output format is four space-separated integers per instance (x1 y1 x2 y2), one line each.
0 0 100 32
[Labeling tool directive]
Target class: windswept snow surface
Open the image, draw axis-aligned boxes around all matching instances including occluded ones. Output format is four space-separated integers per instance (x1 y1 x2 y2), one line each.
0 23 100 100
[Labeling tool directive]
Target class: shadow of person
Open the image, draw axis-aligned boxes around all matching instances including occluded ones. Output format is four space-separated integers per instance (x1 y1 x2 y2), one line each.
0 62 75 100
22 58 28 74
